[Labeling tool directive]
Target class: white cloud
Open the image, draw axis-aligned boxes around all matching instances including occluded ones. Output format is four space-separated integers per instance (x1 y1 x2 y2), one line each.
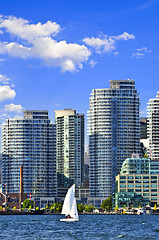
4 103 23 113
0 85 15 101
0 58 5 62
0 16 61 41
0 74 10 84
112 32 135 41
89 59 97 68
132 52 145 58
83 32 135 54
137 47 152 53
113 51 119 55
132 46 152 58
0 16 91 72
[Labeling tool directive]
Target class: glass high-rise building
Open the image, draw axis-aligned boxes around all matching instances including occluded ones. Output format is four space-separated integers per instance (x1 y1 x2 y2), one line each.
55 109 84 187
88 79 140 198
148 92 159 162
2 110 57 197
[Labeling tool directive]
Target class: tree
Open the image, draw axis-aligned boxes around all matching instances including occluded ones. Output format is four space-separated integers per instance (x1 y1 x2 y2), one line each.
143 154 148 158
84 204 95 213
22 199 34 208
77 203 85 213
101 196 112 211
50 202 62 212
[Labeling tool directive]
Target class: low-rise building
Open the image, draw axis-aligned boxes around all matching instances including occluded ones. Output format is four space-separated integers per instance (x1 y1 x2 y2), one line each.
0 192 27 210
115 174 159 207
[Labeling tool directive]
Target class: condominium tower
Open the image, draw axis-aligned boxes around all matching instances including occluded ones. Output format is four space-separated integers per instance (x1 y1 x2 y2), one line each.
55 109 84 187
88 79 140 199
2 110 57 197
148 92 159 161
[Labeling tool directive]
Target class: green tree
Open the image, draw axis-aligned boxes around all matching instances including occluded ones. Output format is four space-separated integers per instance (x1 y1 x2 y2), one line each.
101 196 112 211
84 204 95 213
50 202 62 212
22 199 34 208
143 154 148 158
77 203 85 213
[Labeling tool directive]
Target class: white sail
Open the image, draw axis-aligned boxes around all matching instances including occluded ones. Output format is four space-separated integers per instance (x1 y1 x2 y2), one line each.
61 184 75 215
70 197 79 220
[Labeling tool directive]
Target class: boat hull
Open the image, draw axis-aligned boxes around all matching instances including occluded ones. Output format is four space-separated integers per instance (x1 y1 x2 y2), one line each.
60 218 79 222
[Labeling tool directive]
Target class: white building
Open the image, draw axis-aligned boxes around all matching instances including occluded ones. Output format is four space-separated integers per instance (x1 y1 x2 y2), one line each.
147 92 159 161
2 110 57 198
88 79 140 199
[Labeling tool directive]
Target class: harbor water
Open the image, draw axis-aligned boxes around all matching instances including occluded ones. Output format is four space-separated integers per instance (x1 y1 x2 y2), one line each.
0 214 158 239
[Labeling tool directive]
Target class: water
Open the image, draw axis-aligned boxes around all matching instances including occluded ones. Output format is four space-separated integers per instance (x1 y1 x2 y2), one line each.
0 214 158 240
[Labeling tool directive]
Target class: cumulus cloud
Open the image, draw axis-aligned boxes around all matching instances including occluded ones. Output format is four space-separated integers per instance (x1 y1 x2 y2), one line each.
0 16 61 41
0 85 15 101
83 32 135 54
132 47 152 58
4 103 23 113
0 15 91 72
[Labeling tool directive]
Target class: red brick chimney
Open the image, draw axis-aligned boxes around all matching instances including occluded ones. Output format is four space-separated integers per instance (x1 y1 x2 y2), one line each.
20 165 23 194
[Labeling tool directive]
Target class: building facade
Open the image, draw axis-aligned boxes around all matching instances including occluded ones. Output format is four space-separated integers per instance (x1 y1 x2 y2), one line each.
55 109 84 187
140 118 147 139
120 154 150 175
2 110 57 198
116 174 159 206
88 79 140 198
147 92 159 161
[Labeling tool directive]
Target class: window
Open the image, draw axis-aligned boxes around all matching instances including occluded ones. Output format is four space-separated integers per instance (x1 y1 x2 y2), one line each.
151 176 157 179
120 180 126 183
143 189 149 192
151 197 157 201
143 176 149 179
136 189 141 192
120 176 126 179
135 176 141 179
143 193 149 196
128 176 134 179
128 185 134 188
128 189 134 192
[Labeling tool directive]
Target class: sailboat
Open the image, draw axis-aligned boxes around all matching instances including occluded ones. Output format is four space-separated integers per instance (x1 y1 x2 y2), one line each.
60 184 79 222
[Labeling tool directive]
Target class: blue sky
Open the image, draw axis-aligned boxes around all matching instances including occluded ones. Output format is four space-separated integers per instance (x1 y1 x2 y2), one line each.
0 0 159 136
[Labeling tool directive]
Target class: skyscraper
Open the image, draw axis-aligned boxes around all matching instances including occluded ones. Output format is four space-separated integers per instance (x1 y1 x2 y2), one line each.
2 110 57 197
88 79 140 199
147 92 159 161
55 109 84 187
